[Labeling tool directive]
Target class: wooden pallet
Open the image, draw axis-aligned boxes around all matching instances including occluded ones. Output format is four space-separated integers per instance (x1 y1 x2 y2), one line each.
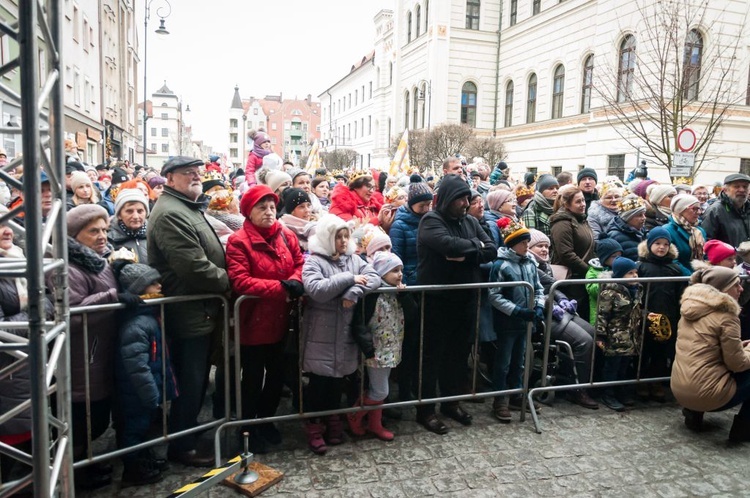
221 461 284 497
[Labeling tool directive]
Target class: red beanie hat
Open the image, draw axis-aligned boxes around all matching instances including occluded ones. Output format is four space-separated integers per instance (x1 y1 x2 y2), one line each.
704 239 736 265
239 184 278 217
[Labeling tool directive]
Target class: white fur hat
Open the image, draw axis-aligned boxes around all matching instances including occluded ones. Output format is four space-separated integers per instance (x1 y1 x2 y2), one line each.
308 214 354 257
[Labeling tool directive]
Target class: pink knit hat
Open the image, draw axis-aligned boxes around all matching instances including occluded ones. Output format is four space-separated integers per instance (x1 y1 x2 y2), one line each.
486 189 513 211
704 239 736 265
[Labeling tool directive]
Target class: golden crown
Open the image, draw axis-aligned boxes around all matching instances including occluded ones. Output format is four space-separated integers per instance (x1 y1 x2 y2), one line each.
617 195 645 212
648 313 672 342
348 170 372 185
201 170 227 186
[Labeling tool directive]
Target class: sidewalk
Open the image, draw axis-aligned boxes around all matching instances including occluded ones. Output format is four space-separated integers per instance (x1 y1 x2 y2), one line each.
79 396 750 497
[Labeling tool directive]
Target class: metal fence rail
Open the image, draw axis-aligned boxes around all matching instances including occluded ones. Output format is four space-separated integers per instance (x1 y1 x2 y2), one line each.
528 275 693 433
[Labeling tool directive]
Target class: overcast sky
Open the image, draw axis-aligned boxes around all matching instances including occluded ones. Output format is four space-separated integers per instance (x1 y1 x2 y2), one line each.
139 0 391 153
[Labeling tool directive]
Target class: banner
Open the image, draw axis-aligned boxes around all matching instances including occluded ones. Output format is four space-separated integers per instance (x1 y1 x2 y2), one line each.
389 129 410 177
305 140 321 174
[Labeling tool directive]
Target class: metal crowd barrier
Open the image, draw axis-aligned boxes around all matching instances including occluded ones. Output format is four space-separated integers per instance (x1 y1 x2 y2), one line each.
68 293 230 469
528 275 693 433
214 281 535 467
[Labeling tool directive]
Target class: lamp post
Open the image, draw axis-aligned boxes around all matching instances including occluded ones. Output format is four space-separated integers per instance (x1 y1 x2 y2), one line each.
417 79 432 131
142 0 171 168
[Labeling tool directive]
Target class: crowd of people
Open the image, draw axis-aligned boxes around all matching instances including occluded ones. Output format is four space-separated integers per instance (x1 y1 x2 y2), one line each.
2 131 750 489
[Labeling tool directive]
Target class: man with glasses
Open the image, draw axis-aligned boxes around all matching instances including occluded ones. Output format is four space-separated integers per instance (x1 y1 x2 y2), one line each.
701 173 750 248
148 156 230 466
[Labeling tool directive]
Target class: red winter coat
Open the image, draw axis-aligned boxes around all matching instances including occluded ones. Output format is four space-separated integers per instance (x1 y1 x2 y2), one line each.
329 184 382 225
245 153 263 187
226 220 304 345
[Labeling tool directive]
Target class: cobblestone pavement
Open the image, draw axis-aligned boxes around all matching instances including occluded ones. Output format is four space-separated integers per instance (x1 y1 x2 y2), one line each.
76 393 750 498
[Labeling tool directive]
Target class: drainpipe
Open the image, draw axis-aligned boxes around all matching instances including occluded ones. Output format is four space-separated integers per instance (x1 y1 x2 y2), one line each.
492 1 504 137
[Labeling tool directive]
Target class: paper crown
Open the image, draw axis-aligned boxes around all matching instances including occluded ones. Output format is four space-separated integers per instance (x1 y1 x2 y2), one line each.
201 170 228 187
348 170 372 185
108 246 138 264
618 195 646 212
648 313 672 342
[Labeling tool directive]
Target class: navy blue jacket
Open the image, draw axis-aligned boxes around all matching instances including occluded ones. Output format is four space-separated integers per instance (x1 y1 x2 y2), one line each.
606 216 644 262
390 205 421 286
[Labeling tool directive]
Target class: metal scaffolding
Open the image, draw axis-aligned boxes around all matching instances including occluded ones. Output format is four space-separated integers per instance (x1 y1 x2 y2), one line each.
0 0 71 496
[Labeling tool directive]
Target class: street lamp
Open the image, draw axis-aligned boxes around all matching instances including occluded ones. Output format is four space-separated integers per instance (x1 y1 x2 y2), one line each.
142 0 172 168
417 80 432 131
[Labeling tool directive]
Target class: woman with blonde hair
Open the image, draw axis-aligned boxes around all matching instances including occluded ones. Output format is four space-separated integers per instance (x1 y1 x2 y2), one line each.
67 171 100 210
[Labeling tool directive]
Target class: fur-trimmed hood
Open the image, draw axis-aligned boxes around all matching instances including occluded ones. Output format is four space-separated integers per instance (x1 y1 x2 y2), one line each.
308 214 355 257
681 283 741 321
637 240 678 260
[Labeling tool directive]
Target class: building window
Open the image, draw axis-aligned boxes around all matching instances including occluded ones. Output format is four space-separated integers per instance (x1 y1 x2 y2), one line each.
504 81 513 127
466 0 480 30
404 91 410 129
425 0 430 29
510 0 517 26
527 73 537 123
528 167 538 176
683 29 703 101
746 66 750 105
161 143 169 153
407 11 412 42
617 34 636 103
151 143 156 152
368 115 372 135
741 158 750 176
551 166 562 176
415 5 421 37
420 83 427 128
230 133 238 143
355 90 358 105
272 122 277 130
150 128 156 137
461 82 477 127
581 54 594 113
354 121 358 139
533 0 541 15
230 148 238 157
389 62 393 85
551 64 565 119
369 81 373 98
413 88 419 128
230 118 238 127
161 128 168 137
161 112 168 119
607 154 626 180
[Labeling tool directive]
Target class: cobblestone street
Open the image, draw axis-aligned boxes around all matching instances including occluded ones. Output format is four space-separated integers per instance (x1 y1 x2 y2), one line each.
79 395 750 497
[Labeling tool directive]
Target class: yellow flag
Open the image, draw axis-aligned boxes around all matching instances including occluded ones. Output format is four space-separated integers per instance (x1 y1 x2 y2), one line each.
305 140 321 174
389 129 410 177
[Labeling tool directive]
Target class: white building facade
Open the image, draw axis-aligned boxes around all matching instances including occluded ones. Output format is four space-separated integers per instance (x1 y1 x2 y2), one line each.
319 0 750 184
142 82 189 169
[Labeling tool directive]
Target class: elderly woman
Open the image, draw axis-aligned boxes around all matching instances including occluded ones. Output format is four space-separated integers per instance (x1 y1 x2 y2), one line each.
484 189 518 246
645 184 677 232
549 186 595 320
279 188 316 252
664 194 706 274
225 185 305 454
108 188 150 264
672 265 750 441
587 183 622 239
606 194 647 261
67 170 101 210
329 173 383 226
55 205 139 488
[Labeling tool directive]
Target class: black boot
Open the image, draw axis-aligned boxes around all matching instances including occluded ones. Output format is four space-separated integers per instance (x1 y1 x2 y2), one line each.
728 415 750 442
682 408 704 432
121 458 163 487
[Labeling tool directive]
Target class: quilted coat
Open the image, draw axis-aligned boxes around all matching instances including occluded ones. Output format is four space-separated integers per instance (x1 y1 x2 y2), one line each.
671 283 750 411
329 184 382 225
226 219 304 346
389 205 421 285
606 215 644 262
587 201 617 240
301 215 380 378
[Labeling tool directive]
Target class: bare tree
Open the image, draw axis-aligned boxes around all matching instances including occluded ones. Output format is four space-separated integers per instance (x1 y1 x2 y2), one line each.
594 0 745 175
321 148 359 170
465 136 507 168
423 124 475 166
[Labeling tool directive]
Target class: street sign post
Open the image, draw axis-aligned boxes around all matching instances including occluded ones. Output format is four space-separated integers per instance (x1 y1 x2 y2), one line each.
671 151 695 177
677 128 697 152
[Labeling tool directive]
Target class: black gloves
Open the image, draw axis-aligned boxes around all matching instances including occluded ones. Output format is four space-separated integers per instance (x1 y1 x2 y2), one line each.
281 280 305 298
534 306 545 321
513 306 536 321
118 292 143 308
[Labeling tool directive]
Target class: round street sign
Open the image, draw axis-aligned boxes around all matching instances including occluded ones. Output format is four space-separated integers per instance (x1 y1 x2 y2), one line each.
678 128 697 152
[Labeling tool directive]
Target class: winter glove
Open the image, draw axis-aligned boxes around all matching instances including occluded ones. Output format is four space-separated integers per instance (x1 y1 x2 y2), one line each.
534 305 545 321
281 280 305 298
560 299 578 314
552 305 565 321
513 306 535 321
118 292 143 308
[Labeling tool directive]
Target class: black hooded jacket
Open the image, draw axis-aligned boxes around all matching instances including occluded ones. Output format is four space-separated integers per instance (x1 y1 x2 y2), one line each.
416 175 497 298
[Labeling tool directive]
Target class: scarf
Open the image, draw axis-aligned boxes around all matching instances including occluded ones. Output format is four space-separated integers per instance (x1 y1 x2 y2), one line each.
533 191 554 214
252 220 282 243
672 212 705 261
657 205 672 220
117 219 147 240
253 144 272 158
0 244 27 311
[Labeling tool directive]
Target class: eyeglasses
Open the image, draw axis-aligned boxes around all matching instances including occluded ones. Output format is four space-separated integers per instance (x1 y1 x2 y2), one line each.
175 169 201 178
688 206 701 212
363 184 375 190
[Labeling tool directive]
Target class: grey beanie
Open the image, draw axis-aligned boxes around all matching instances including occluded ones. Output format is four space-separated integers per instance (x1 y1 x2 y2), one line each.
535 174 559 194
118 263 161 295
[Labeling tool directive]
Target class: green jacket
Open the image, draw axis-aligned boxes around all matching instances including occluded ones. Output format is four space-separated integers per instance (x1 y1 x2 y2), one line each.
585 259 605 326
595 275 643 357
147 186 230 338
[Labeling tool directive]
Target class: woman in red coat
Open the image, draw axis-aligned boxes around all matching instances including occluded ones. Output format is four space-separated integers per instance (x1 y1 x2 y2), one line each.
329 173 383 226
226 185 305 453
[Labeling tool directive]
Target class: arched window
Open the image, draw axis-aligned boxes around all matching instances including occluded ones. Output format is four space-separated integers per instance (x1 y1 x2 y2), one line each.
533 0 541 15
461 82 477 127
425 0 430 30
466 0 480 30
526 73 537 123
407 11 412 42
510 0 517 26
412 87 419 128
420 82 428 128
617 34 636 103
551 64 565 119
404 91 410 129
581 54 594 113
415 5 421 37
389 62 393 85
504 81 514 127
683 29 703 101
